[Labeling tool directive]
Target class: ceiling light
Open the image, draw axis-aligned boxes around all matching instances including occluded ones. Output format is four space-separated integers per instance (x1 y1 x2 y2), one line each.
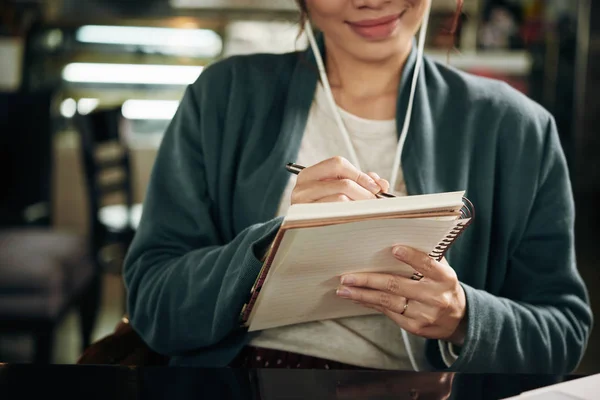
62 63 203 85
76 25 222 57
170 0 297 11
122 100 180 120
77 98 99 115
60 98 77 118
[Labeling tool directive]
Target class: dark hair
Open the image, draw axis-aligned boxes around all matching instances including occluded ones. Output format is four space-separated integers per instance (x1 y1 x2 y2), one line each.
294 0 465 47
295 0 309 29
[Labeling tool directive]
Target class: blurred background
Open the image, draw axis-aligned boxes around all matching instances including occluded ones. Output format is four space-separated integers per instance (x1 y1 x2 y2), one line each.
0 0 598 372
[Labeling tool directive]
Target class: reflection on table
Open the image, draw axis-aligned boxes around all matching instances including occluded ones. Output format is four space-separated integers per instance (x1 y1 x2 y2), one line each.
0 364 587 400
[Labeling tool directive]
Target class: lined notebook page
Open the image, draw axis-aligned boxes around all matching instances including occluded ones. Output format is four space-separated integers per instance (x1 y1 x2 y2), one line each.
247 217 461 332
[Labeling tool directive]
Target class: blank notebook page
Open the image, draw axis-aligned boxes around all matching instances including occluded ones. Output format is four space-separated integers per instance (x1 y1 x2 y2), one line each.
248 217 462 332
285 191 465 222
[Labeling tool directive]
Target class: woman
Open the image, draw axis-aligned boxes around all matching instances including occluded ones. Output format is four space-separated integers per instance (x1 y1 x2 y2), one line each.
123 0 592 373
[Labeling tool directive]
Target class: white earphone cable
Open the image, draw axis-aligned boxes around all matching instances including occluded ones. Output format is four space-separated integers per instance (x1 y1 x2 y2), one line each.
304 23 362 171
304 4 431 192
389 4 430 192
398 6 431 372
304 5 433 372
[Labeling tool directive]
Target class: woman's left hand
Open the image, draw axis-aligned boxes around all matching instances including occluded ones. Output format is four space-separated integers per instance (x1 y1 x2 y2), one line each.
336 245 468 346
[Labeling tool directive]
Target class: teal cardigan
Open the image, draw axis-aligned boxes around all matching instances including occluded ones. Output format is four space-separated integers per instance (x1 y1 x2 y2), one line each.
123 40 592 373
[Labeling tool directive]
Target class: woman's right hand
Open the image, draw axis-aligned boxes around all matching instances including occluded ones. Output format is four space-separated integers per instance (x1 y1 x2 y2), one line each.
291 156 389 204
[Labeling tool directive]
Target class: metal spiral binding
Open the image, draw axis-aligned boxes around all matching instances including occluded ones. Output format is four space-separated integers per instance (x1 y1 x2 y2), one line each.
429 197 475 262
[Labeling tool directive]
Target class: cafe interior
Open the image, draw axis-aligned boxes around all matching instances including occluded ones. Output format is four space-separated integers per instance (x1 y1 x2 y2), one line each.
1 0 599 379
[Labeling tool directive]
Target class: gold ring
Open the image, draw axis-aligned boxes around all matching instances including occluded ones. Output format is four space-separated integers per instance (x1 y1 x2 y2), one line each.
400 298 409 315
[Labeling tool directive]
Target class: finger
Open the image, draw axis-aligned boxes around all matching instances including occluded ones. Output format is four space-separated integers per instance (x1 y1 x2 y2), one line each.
392 245 454 282
292 179 377 203
356 299 437 328
378 306 434 337
367 172 390 193
340 273 432 303
314 194 351 203
360 302 385 313
297 156 382 194
354 297 420 330
355 299 439 338
337 286 411 315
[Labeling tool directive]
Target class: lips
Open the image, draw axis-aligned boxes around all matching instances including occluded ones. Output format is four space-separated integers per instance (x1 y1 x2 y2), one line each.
346 11 405 40
349 14 402 28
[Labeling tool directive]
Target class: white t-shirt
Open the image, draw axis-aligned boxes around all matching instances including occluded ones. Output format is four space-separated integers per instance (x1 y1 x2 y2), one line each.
275 86 407 217
250 83 457 369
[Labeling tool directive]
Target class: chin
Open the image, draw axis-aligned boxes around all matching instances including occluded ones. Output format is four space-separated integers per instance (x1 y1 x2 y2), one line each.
350 36 413 63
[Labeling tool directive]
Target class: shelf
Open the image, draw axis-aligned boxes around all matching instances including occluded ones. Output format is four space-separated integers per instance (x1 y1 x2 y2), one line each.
425 50 533 75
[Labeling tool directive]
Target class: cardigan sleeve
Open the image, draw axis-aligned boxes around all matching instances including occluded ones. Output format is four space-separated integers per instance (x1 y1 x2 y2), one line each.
427 115 592 374
122 81 282 356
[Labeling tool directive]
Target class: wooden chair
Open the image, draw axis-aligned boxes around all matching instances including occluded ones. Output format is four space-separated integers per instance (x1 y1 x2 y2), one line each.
73 106 140 311
0 90 101 363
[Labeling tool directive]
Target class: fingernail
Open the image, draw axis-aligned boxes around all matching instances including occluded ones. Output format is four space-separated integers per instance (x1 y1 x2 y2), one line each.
366 178 381 193
393 245 408 259
336 287 352 298
341 275 355 285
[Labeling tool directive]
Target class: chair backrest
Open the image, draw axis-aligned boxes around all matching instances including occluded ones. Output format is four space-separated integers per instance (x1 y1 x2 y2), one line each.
73 106 134 250
0 90 54 228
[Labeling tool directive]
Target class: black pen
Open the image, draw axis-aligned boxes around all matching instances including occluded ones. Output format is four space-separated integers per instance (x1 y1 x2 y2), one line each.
285 163 396 198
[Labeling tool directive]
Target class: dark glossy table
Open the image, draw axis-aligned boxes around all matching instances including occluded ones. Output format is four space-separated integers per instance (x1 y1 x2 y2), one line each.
0 364 587 399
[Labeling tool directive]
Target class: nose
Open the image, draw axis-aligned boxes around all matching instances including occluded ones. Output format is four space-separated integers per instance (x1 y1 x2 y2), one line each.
352 0 393 9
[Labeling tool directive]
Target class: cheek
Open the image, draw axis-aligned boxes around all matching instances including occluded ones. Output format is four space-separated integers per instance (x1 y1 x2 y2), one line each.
409 0 430 9
405 0 430 31
305 0 349 43
305 0 346 19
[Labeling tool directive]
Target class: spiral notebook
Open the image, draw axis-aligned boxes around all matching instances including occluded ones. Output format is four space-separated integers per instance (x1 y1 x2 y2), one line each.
240 191 474 332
